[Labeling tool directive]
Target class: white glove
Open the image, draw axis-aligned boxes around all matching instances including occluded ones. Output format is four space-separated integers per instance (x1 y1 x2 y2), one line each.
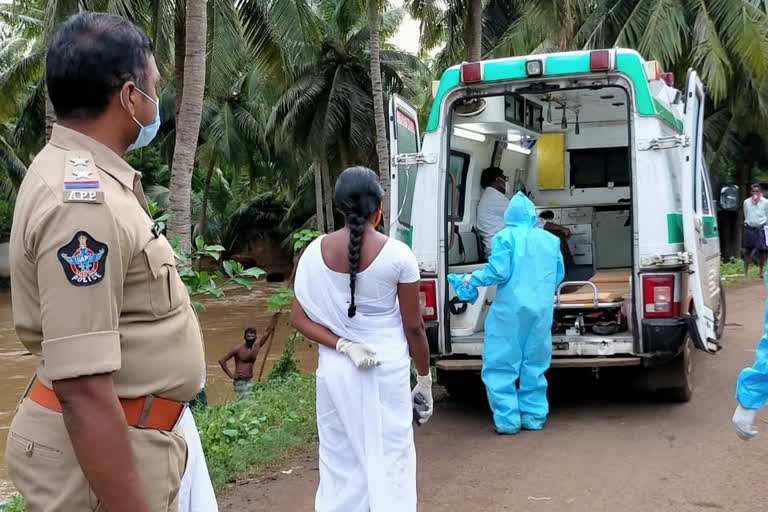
412 373 434 425
732 404 759 441
462 273 472 286
336 338 381 369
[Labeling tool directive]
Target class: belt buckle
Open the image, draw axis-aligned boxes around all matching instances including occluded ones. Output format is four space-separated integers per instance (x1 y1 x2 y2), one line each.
136 395 155 429
136 395 188 431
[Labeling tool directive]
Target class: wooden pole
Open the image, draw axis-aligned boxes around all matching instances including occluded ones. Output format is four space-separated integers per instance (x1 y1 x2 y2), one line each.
257 312 282 381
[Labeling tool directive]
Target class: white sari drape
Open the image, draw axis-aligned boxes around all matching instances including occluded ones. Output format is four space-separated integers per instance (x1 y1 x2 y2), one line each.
177 366 218 512
294 241 417 512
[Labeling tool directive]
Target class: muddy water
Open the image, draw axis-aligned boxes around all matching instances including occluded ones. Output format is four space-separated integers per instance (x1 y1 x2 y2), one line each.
0 283 318 502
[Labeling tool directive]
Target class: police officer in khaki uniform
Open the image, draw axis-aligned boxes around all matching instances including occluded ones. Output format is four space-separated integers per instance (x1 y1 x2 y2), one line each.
5 12 204 512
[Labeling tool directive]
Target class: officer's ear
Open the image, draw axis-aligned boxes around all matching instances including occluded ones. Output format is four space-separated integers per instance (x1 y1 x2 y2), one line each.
118 81 139 117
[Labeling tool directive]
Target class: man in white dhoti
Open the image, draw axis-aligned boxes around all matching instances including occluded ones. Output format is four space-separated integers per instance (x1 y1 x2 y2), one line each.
177 365 218 512
292 167 433 512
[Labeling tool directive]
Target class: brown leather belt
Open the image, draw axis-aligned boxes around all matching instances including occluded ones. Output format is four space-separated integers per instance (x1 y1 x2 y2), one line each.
28 381 186 431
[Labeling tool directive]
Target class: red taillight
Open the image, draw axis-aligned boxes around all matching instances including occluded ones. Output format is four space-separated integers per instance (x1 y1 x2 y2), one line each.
589 50 611 72
642 275 679 318
460 62 483 83
419 280 437 321
660 72 675 87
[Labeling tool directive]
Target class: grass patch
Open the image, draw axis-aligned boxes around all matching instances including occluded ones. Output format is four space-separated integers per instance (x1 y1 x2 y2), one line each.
2 335 316 510
195 373 317 490
2 494 24 511
1 374 317 510
721 258 764 288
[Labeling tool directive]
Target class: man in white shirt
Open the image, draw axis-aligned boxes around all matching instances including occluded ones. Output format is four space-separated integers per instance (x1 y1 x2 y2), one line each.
743 183 768 278
477 167 510 258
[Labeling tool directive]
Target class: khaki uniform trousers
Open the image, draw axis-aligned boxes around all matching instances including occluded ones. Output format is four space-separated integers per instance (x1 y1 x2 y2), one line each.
5 399 187 512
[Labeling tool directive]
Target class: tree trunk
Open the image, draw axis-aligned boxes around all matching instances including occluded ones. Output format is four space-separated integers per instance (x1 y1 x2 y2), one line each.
321 159 335 232
338 138 353 170
44 85 56 142
464 0 483 62
561 0 574 50
368 0 391 232
199 153 217 242
170 0 186 173
174 0 186 122
312 162 326 232
168 0 207 252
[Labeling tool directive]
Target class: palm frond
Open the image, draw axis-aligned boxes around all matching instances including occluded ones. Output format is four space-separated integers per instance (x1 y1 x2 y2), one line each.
0 41 44 119
691 1 732 103
347 7 405 50
207 0 244 100
637 0 687 69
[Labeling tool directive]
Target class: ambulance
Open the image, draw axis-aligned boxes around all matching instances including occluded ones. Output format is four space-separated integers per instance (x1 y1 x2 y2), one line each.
387 49 725 401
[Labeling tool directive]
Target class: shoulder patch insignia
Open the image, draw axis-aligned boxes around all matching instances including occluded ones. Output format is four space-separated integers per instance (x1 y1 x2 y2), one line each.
57 231 109 286
64 151 99 190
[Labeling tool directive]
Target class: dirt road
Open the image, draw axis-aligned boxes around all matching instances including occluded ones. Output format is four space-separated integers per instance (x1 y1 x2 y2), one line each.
220 283 768 511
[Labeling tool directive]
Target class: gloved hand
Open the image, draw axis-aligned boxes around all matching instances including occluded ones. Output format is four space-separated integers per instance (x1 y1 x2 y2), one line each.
732 403 759 441
336 338 381 369
412 372 434 425
447 273 479 304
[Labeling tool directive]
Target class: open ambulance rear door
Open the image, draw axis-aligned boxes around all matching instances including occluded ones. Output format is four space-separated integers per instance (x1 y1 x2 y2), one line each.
680 69 720 353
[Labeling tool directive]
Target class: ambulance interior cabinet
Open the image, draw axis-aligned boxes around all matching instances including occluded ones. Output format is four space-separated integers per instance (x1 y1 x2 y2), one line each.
593 208 631 269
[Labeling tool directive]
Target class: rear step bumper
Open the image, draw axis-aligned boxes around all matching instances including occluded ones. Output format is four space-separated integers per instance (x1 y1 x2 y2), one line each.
436 357 642 371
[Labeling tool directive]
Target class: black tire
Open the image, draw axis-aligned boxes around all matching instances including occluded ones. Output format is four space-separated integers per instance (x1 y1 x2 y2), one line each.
658 334 694 402
436 368 487 404
714 284 726 341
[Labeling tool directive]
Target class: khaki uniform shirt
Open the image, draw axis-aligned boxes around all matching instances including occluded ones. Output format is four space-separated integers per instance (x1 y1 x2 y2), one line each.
10 125 203 401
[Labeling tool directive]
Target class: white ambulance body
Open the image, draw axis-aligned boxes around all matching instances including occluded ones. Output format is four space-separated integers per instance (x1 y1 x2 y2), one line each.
388 49 724 401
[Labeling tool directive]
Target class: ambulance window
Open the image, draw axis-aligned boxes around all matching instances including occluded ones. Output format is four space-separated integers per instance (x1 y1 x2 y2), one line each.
448 151 470 221
570 147 629 188
395 109 419 226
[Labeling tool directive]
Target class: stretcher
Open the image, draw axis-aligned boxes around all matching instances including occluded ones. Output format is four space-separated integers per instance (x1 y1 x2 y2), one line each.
554 270 631 310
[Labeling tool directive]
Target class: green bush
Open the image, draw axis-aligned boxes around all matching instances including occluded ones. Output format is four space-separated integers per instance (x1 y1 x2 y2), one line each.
0 200 11 242
3 494 24 511
194 374 316 488
267 332 302 381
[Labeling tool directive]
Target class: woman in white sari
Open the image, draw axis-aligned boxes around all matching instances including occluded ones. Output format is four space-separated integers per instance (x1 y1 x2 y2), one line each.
292 167 433 512
177 365 218 512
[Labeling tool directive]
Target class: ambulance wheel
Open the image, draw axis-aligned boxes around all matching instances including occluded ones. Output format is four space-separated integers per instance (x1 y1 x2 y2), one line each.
714 285 726 340
437 369 486 404
657 334 694 403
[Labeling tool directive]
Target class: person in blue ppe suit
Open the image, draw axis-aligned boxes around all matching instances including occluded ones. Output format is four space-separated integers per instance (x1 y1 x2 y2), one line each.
448 192 564 434
733 276 768 440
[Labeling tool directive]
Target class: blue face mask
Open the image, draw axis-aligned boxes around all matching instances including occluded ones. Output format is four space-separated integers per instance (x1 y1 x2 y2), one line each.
122 87 160 152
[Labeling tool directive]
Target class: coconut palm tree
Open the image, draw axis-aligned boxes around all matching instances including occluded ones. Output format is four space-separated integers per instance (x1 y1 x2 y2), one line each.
368 0 392 228
405 0 520 69
242 0 422 232
0 0 176 156
167 0 207 251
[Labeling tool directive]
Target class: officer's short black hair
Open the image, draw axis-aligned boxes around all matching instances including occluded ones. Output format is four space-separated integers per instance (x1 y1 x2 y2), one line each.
480 167 505 189
46 11 153 120
244 328 257 338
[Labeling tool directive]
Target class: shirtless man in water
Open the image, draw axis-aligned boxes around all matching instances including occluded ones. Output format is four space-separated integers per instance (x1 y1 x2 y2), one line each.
219 318 277 399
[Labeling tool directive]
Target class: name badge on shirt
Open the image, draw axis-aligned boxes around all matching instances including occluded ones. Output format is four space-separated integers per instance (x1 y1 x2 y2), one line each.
63 190 104 204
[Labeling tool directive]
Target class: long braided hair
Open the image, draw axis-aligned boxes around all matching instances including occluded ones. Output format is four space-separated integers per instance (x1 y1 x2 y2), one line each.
334 167 384 318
